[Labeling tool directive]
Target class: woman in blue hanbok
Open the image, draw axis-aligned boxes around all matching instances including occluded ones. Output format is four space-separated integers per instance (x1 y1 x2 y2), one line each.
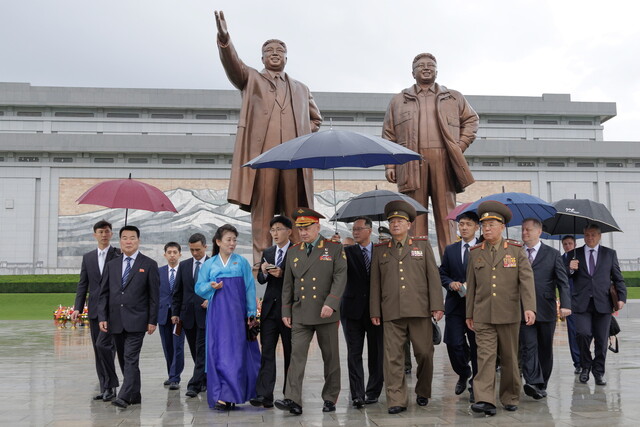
195 224 261 410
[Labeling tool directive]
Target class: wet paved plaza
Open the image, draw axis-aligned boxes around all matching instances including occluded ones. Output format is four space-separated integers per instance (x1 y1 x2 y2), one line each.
2 315 640 426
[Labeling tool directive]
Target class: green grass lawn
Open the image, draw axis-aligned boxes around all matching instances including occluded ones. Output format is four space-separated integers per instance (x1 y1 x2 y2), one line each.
0 293 76 320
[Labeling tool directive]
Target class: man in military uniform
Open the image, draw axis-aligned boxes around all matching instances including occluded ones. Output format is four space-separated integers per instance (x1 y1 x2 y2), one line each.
370 200 444 415
275 208 347 415
465 201 536 416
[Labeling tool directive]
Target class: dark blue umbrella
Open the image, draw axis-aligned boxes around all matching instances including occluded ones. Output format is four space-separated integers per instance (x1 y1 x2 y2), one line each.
242 130 421 169
460 192 556 227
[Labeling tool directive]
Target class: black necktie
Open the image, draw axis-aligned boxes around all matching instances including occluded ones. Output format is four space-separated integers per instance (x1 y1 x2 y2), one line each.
463 243 470 271
362 247 371 273
194 260 201 282
306 244 313 256
276 248 284 267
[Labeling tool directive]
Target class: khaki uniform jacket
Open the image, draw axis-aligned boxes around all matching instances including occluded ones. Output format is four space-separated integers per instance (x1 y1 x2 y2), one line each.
282 236 347 325
382 83 479 193
218 38 322 211
466 239 536 324
370 237 444 321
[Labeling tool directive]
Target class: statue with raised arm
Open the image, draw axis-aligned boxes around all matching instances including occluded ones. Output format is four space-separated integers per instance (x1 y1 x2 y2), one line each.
214 10 323 265
383 53 478 256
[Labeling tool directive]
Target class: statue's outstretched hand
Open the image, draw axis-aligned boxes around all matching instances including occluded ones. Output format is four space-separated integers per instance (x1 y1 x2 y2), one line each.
385 168 396 183
215 10 229 44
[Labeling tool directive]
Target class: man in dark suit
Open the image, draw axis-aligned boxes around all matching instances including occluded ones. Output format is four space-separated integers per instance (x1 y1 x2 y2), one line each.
250 216 294 409
98 225 159 408
275 208 347 415
439 211 479 403
71 220 120 402
171 233 209 398
568 224 626 385
562 235 581 374
341 216 384 408
520 218 571 399
158 242 185 390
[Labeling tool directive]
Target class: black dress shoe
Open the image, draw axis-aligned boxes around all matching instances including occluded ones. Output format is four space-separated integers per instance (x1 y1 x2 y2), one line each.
388 406 407 414
111 398 129 408
214 401 228 411
364 396 378 404
163 380 171 386
322 400 336 412
352 397 364 408
169 382 179 390
579 368 590 383
504 404 518 411
455 376 468 395
574 366 582 375
471 402 496 416
250 395 274 408
274 399 303 415
524 383 544 400
93 392 105 400
128 394 142 405
102 388 116 402
594 374 607 386
200 385 207 392
416 395 428 406
468 387 475 403
185 389 199 398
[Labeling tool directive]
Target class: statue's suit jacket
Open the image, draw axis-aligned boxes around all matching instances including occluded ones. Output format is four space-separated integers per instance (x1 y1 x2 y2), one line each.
218 38 322 211
281 236 347 325
529 243 570 322
98 253 159 333
567 245 626 314
74 246 119 319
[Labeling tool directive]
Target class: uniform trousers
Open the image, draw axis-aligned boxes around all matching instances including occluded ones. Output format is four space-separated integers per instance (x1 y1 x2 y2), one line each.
473 321 520 407
405 148 457 256
111 331 146 403
383 317 434 408
519 320 556 389
89 317 120 392
574 298 612 375
285 321 341 406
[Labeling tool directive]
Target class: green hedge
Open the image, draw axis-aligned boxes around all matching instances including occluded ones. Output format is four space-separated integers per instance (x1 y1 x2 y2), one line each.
0 274 79 293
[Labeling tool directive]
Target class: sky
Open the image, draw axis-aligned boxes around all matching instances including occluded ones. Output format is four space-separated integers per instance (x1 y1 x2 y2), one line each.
2 0 639 141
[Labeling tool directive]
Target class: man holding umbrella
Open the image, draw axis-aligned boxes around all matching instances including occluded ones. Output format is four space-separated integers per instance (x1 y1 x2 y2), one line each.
568 224 626 385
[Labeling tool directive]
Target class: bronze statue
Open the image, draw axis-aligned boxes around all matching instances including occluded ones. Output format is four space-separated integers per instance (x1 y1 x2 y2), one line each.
214 11 322 265
382 53 479 256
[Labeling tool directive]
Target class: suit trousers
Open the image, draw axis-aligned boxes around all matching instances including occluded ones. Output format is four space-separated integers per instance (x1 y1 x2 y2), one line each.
444 314 477 382
255 315 292 400
574 298 611 375
383 317 434 408
565 314 581 368
112 331 146 403
342 315 384 401
474 321 520 407
158 314 185 383
89 317 119 391
406 148 457 256
519 320 556 389
184 325 207 392
285 321 341 405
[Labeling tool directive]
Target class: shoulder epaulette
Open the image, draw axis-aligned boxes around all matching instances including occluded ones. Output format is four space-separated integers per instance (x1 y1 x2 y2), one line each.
412 235 429 241
505 239 523 247
286 243 297 251
470 242 483 251
374 241 388 247
324 238 341 245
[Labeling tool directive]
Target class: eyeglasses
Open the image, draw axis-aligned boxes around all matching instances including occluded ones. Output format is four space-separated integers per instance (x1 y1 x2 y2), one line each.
269 228 288 233
351 227 371 232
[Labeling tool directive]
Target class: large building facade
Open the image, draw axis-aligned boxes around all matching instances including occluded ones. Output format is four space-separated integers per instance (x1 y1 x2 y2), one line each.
1 82 638 273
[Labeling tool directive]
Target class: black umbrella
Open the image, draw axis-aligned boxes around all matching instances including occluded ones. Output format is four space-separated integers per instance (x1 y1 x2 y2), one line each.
542 198 622 235
329 189 428 222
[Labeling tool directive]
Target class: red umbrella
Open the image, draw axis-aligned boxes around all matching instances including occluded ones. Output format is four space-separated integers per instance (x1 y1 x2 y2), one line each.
446 202 473 221
76 174 178 225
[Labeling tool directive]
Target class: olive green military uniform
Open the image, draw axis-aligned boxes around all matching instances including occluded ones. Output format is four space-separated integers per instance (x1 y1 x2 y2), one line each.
466 238 536 407
370 235 444 408
281 235 347 406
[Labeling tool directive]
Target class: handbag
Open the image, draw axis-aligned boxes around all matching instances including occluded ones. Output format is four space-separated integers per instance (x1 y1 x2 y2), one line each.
432 318 442 345
246 316 260 342
608 316 620 353
610 283 620 312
